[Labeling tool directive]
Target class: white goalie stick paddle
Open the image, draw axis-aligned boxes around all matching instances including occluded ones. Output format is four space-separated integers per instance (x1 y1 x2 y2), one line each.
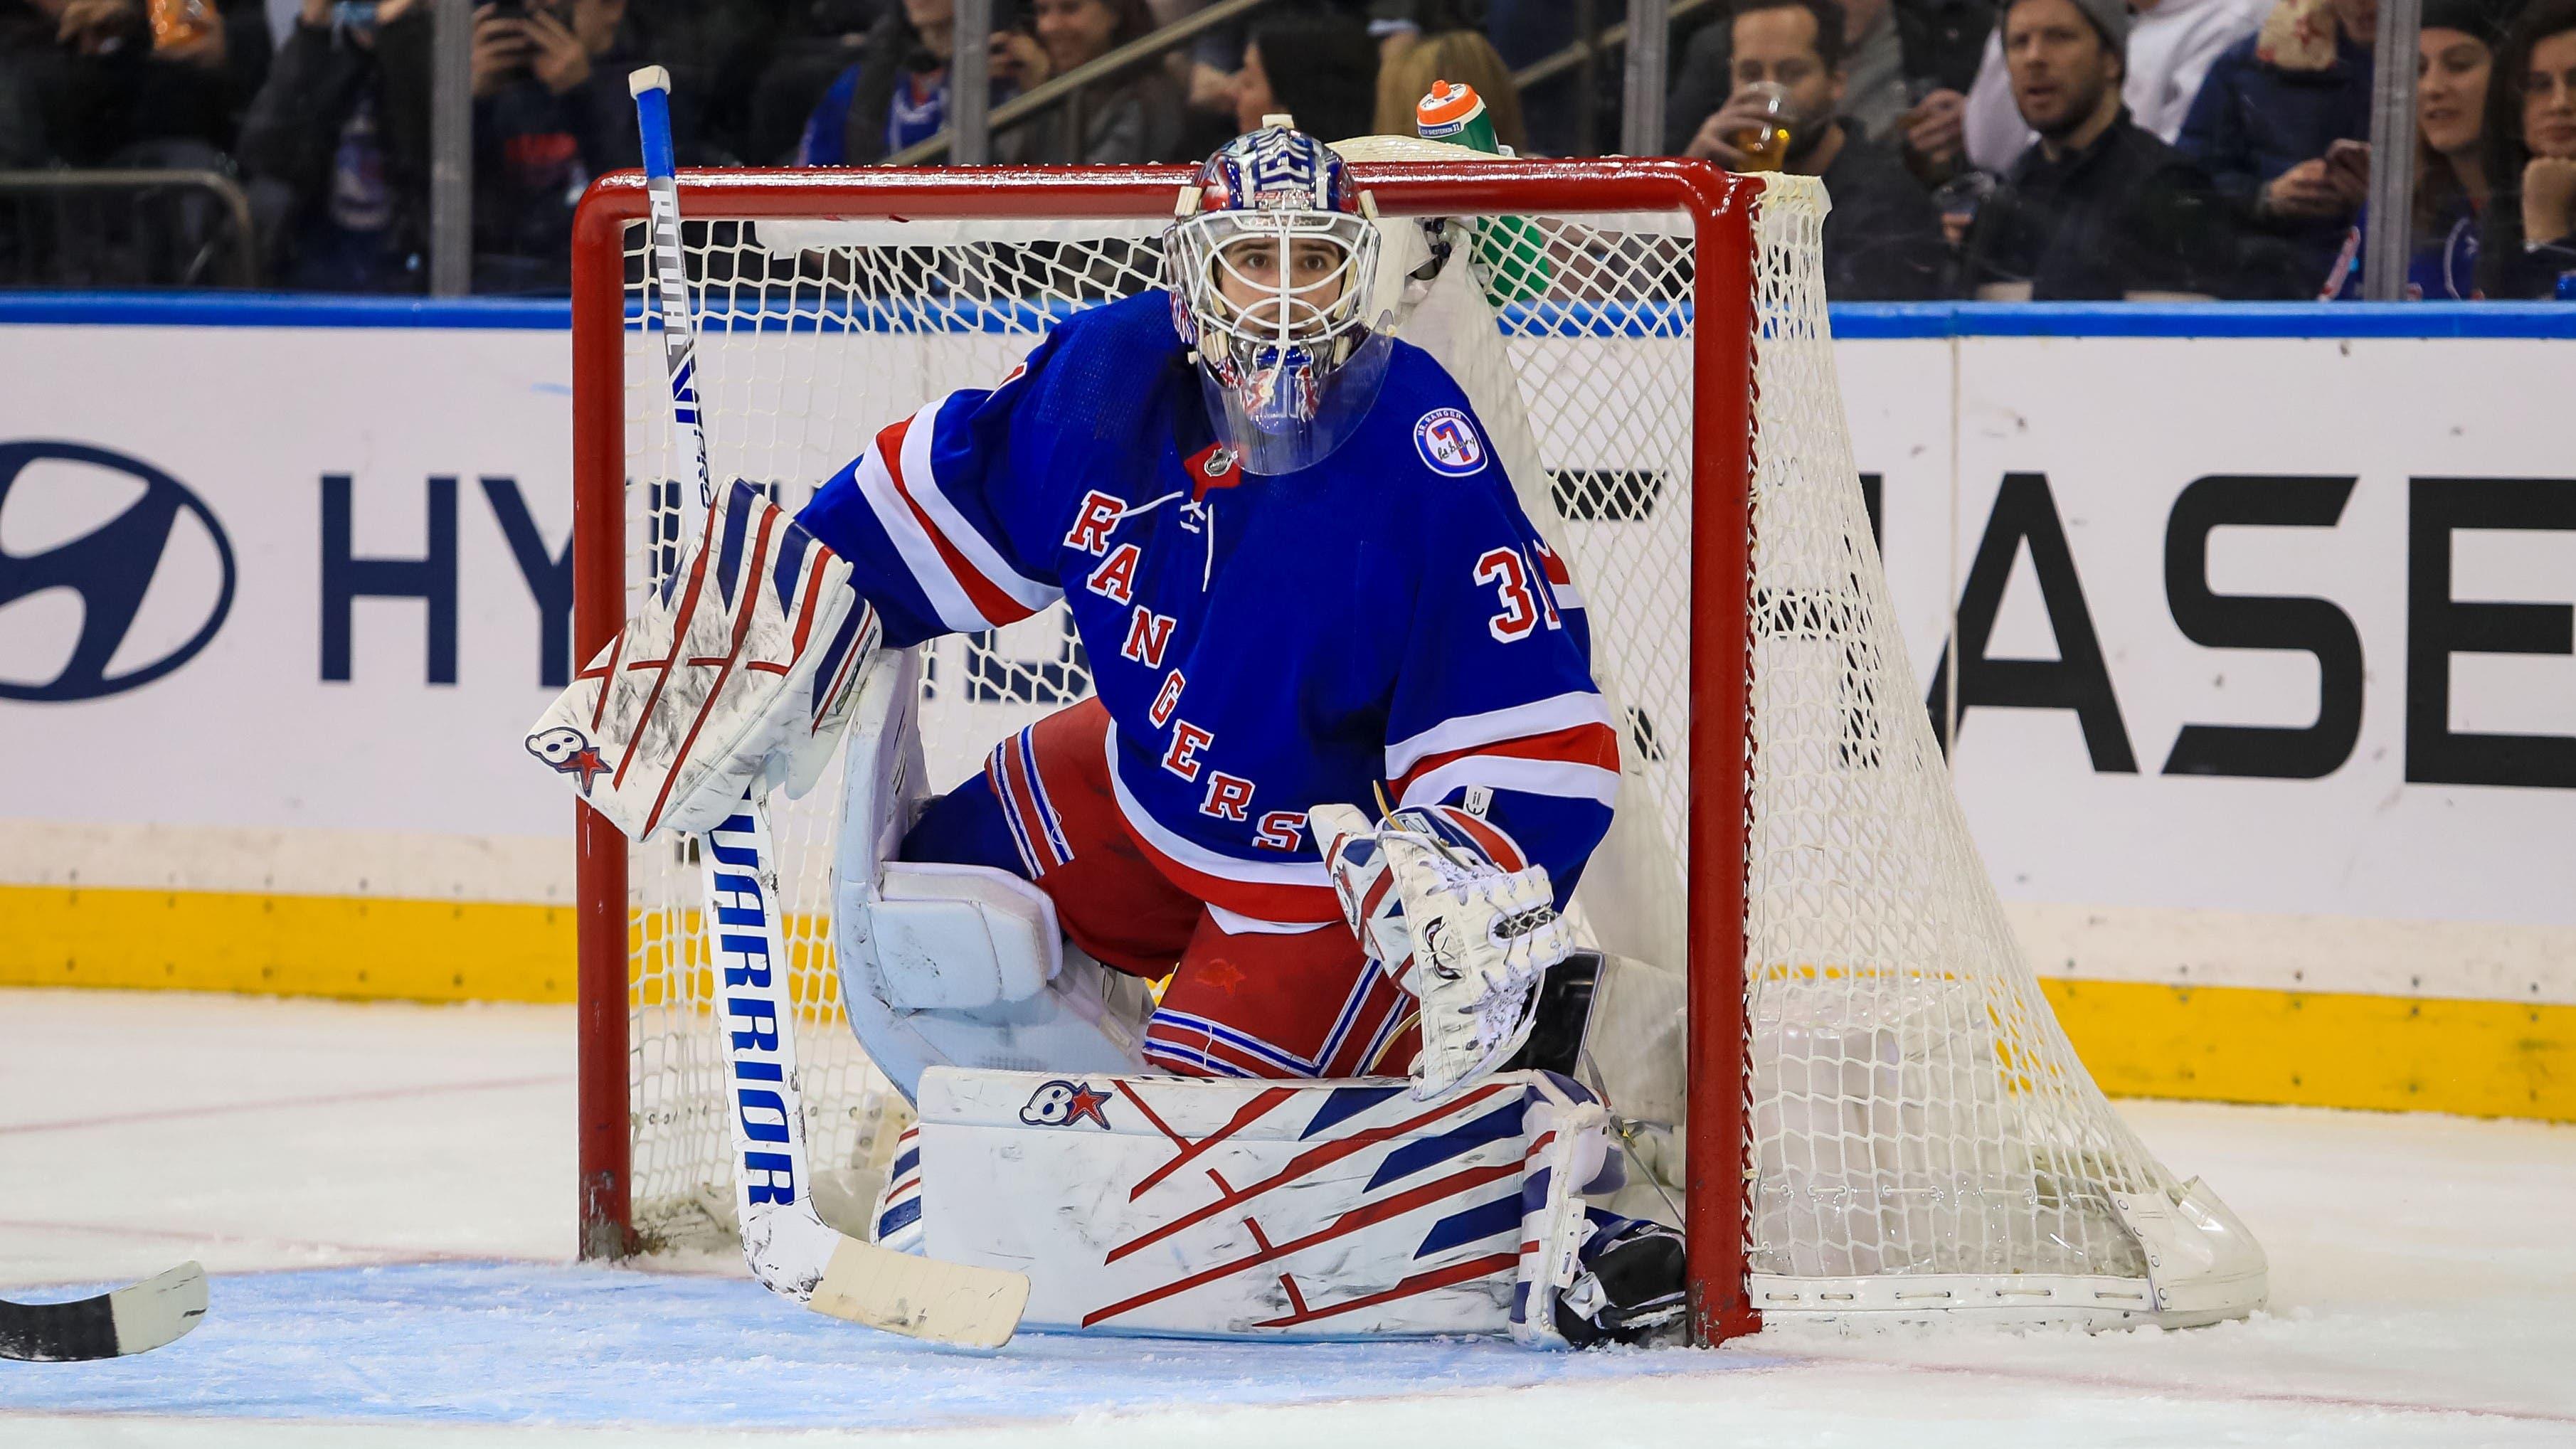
630 66 1029 1349
0 1261 208 1362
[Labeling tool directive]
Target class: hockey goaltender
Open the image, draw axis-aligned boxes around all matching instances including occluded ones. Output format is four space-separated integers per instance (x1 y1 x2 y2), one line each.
526 112 1687 1350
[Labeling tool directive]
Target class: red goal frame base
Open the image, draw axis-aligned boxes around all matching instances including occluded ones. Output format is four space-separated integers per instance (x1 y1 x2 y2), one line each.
566 161 1765 1347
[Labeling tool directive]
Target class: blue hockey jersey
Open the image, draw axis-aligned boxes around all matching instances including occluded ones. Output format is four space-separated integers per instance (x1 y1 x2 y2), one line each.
797 290 1617 926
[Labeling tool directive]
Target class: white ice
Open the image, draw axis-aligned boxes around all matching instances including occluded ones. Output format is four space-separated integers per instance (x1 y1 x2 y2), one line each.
2 987 2570 1448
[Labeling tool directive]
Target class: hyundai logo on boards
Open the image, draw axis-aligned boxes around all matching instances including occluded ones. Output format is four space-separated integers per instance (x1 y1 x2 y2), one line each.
0 441 237 702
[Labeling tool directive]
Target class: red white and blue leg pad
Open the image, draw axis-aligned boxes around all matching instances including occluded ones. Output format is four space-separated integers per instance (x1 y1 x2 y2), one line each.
906 1066 1653 1345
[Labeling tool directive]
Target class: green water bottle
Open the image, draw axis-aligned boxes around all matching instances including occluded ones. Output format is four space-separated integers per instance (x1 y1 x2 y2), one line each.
1414 80 1550 304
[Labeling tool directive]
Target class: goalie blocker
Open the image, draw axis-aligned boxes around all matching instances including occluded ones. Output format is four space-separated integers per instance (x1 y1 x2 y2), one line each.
526 480 879 845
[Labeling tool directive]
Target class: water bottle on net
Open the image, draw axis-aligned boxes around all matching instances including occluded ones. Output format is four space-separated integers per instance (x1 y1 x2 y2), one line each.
1414 80 1552 305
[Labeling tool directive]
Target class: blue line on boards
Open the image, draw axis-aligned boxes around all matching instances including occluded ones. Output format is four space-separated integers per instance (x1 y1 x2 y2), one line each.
0 292 2568 340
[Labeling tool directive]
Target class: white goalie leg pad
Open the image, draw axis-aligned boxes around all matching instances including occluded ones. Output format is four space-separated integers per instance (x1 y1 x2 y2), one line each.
524 480 879 842
1310 804 1578 1100
829 649 1149 1101
911 1067 1621 1342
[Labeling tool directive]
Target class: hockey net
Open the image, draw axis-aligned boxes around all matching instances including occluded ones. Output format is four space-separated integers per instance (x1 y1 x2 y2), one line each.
570 161 2261 1339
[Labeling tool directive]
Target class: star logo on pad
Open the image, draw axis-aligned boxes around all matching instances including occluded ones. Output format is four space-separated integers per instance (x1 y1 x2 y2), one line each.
1021 1078 1116 1130
526 726 613 795
1063 1083 1113 1130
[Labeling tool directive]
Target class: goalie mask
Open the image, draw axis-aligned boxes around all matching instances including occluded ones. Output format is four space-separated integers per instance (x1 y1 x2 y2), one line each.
1167 121 1390 476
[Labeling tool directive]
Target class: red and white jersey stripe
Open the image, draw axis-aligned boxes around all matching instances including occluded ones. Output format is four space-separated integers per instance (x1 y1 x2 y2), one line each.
1386 691 1622 810
849 398 1061 635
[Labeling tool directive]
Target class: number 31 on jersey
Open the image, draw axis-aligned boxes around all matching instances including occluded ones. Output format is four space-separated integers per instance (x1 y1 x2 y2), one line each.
1474 544 1564 642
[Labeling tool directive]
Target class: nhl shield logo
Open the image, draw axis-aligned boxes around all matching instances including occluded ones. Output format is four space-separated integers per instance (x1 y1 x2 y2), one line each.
1412 408 1486 477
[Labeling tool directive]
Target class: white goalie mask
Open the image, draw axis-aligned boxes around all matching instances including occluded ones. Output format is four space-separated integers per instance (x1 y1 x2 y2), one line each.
1166 121 1390 475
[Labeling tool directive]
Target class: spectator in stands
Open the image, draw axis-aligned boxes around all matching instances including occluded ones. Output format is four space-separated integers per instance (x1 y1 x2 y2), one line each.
2480 0 2576 296
1671 0 1896 148
1881 0 1995 179
1892 78 1972 184
1485 0 1589 152
1670 0 1981 176
1676 0 1947 298
2320 0 2496 299
629 0 846 165
1155 0 1249 154
1964 0 2265 169
797 0 1022 165
1828 0 1902 137
991 0 1184 161
1372 24 1525 147
0 7 44 169
240 0 634 292
1 0 277 283
1231 8 1377 140
237 0 430 290
1 0 270 169
468 0 641 292
2175 0 2376 282
1669 0 1947 297
1957 0 2247 297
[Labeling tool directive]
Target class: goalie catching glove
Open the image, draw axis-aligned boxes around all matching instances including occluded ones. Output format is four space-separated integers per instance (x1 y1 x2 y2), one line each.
523 481 879 841
1311 802 1576 1100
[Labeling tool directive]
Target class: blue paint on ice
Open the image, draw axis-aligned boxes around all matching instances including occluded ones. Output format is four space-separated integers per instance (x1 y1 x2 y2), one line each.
0 1262 1768 1429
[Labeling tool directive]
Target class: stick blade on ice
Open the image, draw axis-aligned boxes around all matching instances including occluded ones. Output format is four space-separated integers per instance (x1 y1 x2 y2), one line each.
0 1261 208 1362
810 1237 1029 1349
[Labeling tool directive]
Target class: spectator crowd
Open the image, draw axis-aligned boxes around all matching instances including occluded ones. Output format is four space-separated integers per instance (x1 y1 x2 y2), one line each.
1 0 2571 296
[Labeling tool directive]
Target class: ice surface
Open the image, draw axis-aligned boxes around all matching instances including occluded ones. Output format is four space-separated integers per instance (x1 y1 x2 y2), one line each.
0 1261 1752 1426
3 988 2571 1448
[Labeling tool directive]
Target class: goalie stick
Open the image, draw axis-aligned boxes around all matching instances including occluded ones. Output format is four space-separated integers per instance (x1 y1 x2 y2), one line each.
0 1261 207 1362
630 66 1029 1350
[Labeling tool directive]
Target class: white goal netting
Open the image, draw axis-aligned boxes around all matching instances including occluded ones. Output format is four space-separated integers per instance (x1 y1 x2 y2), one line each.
605 169 2262 1324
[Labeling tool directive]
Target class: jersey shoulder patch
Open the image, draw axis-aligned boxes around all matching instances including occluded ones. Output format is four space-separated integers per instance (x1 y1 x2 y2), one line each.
1411 406 1488 477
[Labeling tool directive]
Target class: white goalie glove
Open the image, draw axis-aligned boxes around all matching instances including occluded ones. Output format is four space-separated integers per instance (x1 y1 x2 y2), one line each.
523 481 879 842
1310 802 1576 1100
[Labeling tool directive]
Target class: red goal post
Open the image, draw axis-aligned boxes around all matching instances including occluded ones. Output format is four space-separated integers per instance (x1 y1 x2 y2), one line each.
569 159 1772 1345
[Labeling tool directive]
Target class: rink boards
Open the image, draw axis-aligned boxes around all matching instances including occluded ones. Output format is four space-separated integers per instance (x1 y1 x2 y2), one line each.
0 298 2571 1122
